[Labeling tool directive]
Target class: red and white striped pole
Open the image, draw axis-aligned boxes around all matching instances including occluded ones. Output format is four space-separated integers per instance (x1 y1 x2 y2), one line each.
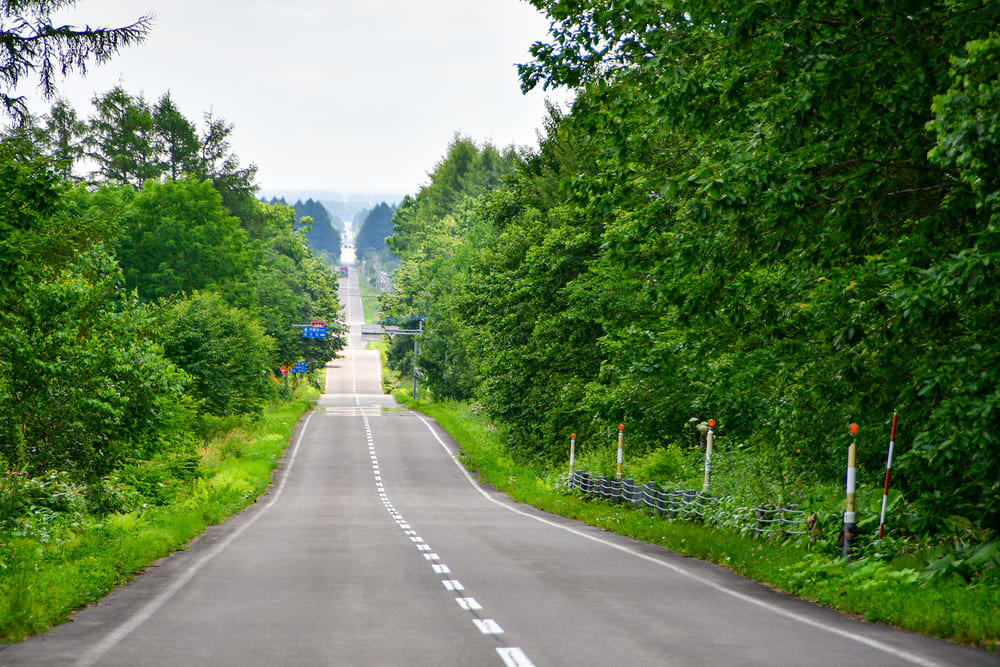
877 412 898 539
615 424 624 481
569 433 577 475
843 423 859 560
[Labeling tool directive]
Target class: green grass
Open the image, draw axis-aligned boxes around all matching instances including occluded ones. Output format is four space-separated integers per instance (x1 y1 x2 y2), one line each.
360 279 382 325
0 383 320 643
394 392 1000 649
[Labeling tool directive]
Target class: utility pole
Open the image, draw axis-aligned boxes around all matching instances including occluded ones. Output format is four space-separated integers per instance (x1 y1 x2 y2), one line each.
411 318 423 400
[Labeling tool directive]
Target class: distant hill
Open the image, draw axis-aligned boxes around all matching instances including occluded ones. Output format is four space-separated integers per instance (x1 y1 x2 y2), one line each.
265 197 342 265
258 190 405 239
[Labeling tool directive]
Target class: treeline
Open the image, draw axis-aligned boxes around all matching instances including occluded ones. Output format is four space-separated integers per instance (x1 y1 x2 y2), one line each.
267 197 342 264
0 90 343 500
355 201 398 284
382 3 1000 536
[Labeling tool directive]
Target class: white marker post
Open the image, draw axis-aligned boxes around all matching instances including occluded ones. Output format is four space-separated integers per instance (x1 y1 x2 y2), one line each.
569 433 577 475
843 423 859 560
877 412 898 539
615 424 624 481
702 419 716 492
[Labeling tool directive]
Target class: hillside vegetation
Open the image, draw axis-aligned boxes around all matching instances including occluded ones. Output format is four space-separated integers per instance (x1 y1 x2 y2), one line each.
378 2 1000 574
0 87 344 639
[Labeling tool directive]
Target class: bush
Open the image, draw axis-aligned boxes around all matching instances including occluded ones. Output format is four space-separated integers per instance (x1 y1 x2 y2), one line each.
156 291 277 416
625 443 695 487
0 471 86 537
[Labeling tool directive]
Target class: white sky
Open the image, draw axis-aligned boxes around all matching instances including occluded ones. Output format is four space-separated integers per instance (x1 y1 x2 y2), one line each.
36 0 569 195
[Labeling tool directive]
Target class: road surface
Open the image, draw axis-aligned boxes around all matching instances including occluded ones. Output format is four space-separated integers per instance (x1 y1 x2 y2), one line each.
1 267 995 666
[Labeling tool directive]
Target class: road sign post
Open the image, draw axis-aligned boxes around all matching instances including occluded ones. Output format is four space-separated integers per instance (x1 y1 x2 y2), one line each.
360 318 426 399
411 319 423 401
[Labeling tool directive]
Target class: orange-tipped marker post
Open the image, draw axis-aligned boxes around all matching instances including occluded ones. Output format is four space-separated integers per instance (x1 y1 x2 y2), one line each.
569 433 577 475
703 419 717 492
843 423 859 559
615 424 624 481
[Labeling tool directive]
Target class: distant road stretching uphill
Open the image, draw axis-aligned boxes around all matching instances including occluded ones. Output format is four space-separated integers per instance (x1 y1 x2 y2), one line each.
1 267 995 666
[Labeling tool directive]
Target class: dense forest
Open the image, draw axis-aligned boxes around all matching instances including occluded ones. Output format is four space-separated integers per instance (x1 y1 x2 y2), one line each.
381 1 1000 538
267 197 343 265
0 87 344 501
355 201 399 285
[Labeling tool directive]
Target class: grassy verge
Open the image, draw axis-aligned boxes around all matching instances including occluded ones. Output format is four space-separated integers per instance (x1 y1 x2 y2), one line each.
0 383 319 643
360 279 382 325
394 392 1000 649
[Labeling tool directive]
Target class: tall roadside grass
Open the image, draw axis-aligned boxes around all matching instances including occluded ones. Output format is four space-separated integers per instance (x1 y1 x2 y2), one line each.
360 279 382 325
394 392 1000 649
0 385 318 643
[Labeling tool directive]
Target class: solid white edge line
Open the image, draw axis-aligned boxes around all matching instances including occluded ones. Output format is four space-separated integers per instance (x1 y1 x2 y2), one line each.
75 412 315 667
415 414 942 667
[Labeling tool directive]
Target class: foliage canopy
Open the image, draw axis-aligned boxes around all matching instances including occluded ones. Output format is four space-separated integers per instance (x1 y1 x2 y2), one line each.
382 3 1000 535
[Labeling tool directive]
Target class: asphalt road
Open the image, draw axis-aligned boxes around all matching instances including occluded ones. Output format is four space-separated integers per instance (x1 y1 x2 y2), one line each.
2 267 995 666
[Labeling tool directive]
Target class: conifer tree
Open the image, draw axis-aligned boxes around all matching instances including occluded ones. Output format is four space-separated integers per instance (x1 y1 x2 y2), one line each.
0 1 150 121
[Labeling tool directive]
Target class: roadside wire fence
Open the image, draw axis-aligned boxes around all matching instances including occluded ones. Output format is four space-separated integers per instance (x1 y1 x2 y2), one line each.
568 471 811 539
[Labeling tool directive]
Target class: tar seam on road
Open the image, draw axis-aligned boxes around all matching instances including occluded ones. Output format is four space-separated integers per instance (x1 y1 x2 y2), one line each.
363 413 534 666
413 413 946 667
72 413 315 667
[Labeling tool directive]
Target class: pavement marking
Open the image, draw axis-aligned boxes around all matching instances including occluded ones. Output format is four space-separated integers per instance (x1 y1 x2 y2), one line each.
475 619 504 635
415 414 943 667
365 414 531 667
74 413 316 667
456 597 483 611
497 647 535 666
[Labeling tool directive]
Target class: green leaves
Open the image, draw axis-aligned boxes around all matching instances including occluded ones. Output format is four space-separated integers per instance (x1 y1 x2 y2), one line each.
0 249 190 479
928 35 1000 204
114 178 251 302
382 138 521 403
0 119 343 486
155 292 276 417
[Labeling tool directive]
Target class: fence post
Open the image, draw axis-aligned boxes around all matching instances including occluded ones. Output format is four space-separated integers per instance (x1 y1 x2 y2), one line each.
569 433 577 475
643 481 657 512
843 423 859 560
616 424 624 481
702 419 716 492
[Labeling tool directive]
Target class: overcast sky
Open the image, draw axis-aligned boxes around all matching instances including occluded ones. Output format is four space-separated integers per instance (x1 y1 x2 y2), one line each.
40 0 569 197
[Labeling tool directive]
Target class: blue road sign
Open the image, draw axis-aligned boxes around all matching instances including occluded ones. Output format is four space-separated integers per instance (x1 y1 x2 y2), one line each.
292 361 308 373
302 326 327 338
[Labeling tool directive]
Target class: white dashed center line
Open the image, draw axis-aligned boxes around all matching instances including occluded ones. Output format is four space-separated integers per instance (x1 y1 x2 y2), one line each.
475 619 505 635
360 414 533 666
